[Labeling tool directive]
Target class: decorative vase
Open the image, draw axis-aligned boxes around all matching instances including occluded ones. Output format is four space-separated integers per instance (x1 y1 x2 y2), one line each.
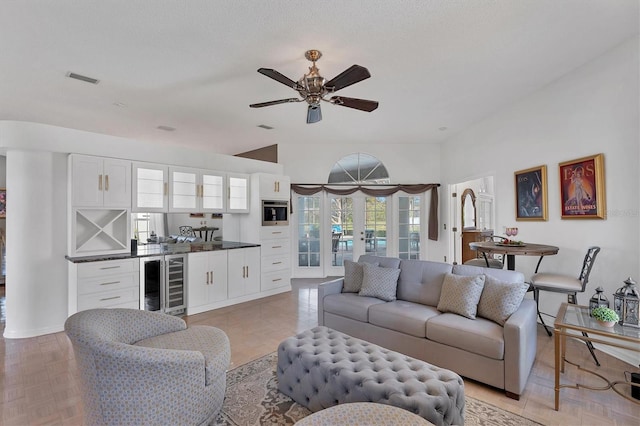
597 319 616 328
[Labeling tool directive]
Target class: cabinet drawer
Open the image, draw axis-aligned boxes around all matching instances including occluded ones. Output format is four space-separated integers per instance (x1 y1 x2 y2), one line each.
261 240 289 257
78 287 139 311
259 227 290 240
77 259 137 278
78 273 139 295
261 270 291 291
262 254 290 273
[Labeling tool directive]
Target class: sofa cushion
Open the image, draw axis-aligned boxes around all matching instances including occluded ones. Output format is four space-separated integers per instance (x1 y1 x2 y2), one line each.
359 263 401 301
343 260 378 293
397 259 453 306
369 301 440 338
436 273 485 319
426 313 505 360
477 275 530 326
323 293 386 322
452 263 525 284
358 254 401 269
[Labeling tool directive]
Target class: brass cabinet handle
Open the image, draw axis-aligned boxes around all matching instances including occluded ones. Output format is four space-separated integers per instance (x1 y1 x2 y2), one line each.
206 271 209 284
210 270 214 284
164 182 168 196
100 266 120 270
100 296 120 301
272 278 282 282
98 174 103 191
105 175 109 191
99 281 120 286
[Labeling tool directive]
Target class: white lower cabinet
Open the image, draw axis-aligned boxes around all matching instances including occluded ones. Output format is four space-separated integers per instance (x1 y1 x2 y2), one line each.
227 247 260 299
187 251 228 313
259 227 291 291
69 258 139 315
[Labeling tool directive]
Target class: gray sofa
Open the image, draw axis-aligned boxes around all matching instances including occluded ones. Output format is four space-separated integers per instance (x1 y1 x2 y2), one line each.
317 255 538 399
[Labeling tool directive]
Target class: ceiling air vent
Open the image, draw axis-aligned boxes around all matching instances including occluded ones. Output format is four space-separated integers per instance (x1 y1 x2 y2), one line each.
257 124 274 130
157 125 176 132
66 72 99 84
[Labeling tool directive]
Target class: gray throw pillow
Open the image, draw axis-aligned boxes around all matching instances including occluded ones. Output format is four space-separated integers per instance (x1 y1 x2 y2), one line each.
436 273 486 319
358 263 401 302
477 275 529 325
343 260 378 293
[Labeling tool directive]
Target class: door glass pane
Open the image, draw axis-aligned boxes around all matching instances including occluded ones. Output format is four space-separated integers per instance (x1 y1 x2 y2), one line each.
297 196 321 267
365 197 387 256
330 197 353 266
398 196 421 260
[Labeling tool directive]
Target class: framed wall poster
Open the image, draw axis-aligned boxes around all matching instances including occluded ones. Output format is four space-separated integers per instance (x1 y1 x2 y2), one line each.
515 165 548 221
0 188 5 218
559 153 606 219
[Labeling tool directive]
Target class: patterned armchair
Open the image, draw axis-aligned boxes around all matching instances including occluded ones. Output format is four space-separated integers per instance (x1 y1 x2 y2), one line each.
65 308 230 426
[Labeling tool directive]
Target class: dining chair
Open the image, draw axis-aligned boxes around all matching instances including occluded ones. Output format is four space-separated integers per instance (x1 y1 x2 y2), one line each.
529 246 601 364
331 232 342 263
179 225 196 237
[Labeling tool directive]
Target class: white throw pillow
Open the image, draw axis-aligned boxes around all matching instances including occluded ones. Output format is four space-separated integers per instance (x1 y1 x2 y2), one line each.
436 273 486 319
477 275 529 325
343 260 378 293
358 263 401 301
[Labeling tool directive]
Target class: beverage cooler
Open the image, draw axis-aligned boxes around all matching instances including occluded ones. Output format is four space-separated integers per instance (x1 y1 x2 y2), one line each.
140 254 186 316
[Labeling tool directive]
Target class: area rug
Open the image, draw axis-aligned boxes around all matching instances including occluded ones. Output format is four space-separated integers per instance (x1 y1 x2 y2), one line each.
213 353 541 426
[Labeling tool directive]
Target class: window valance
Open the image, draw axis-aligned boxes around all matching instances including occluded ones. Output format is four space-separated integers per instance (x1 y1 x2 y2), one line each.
290 184 440 241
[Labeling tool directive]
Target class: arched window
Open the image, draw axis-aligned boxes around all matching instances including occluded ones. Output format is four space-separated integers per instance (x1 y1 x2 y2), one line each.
328 153 390 184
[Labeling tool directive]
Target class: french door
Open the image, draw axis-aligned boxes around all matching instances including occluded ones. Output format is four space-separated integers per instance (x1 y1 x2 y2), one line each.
293 192 425 277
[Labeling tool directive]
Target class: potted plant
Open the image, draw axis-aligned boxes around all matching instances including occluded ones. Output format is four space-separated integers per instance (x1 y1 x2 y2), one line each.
591 306 619 327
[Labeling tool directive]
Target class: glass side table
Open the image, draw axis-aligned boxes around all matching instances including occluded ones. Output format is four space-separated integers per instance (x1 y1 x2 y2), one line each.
554 303 640 410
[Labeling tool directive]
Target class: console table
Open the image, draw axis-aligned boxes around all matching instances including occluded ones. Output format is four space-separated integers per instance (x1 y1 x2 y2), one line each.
554 303 640 410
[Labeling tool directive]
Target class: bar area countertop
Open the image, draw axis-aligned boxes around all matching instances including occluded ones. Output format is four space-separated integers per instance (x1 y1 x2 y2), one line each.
65 241 261 263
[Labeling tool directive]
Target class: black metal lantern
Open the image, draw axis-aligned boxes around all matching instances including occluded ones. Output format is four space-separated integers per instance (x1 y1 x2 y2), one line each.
613 277 639 328
589 286 609 314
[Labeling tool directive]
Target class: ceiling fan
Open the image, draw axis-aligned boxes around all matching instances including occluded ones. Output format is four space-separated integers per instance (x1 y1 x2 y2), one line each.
250 50 379 124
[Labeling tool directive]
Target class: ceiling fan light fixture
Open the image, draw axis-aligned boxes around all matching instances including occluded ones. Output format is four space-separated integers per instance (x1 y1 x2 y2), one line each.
250 49 378 123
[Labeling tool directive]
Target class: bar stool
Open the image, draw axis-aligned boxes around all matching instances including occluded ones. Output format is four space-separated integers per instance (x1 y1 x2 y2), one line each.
530 246 601 364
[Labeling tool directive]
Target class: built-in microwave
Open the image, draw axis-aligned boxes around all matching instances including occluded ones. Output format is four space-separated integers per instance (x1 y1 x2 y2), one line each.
262 200 289 226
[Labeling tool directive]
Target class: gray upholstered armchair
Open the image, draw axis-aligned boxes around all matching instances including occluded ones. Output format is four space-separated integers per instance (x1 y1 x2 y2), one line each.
65 308 230 426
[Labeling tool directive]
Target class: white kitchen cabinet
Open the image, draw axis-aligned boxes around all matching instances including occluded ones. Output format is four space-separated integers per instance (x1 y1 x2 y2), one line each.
132 162 169 212
227 246 260 299
68 258 140 315
70 154 131 208
169 167 226 213
187 250 228 312
227 173 250 213
257 173 290 200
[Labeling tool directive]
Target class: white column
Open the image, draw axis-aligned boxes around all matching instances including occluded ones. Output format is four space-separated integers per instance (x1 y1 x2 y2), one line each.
3 150 68 338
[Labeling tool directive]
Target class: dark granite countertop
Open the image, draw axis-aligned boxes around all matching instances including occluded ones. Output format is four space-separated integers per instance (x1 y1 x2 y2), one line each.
65 241 260 263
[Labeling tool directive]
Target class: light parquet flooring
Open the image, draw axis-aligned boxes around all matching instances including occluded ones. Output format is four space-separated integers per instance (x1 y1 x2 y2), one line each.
1 280 639 425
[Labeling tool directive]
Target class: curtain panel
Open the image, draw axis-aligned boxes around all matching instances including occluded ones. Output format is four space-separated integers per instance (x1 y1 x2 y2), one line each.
290 184 439 241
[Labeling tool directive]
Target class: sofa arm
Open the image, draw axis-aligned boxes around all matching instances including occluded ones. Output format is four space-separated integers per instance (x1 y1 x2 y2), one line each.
317 278 344 326
503 298 538 397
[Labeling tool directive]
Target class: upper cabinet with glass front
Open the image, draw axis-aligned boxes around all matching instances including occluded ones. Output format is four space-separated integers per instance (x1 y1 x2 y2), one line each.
70 154 131 208
132 162 169 212
169 167 226 213
227 173 250 213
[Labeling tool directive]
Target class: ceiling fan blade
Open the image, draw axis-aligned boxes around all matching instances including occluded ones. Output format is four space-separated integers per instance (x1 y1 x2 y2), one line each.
324 65 371 92
306 105 322 124
257 68 299 89
250 98 302 108
330 96 379 112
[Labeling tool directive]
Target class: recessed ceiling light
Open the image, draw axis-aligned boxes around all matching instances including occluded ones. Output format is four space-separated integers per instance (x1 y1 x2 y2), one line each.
157 125 176 132
257 124 274 130
66 71 99 84
439 126 448 131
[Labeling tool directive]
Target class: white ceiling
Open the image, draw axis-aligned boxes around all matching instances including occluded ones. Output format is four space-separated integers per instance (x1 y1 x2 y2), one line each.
1 1 637 156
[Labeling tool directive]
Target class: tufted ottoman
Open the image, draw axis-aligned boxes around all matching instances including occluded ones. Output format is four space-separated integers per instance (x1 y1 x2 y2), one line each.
277 326 465 426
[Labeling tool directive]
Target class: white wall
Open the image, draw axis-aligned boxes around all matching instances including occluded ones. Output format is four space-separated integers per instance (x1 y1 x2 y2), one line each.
441 37 639 364
0 122 283 338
